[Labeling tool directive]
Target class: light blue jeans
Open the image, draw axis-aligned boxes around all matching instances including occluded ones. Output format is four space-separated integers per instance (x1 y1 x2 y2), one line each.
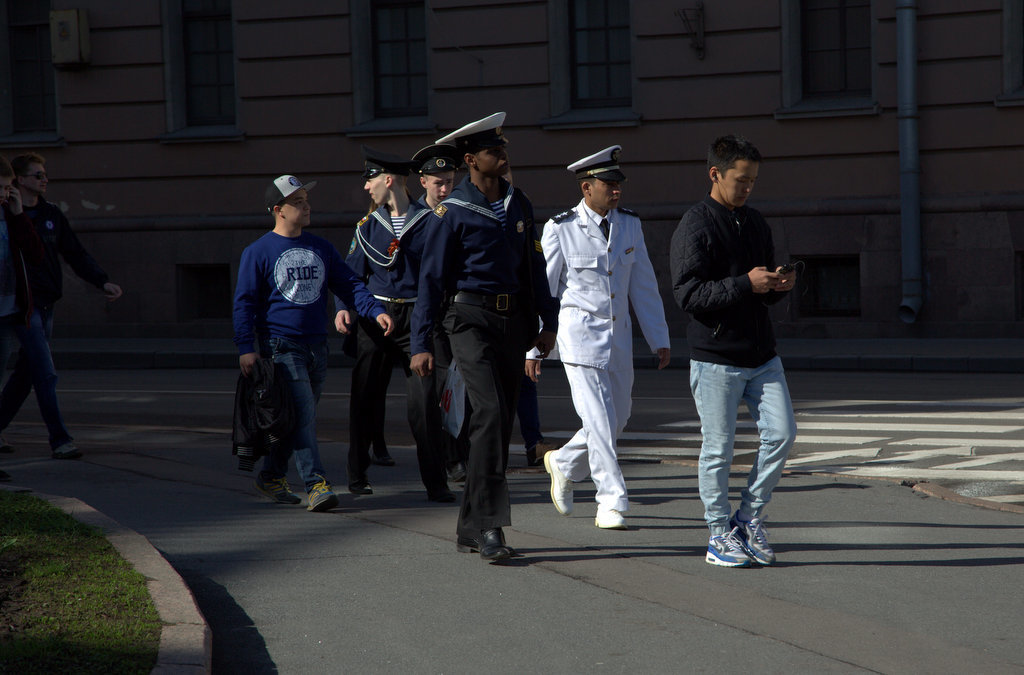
260 337 329 492
689 356 796 535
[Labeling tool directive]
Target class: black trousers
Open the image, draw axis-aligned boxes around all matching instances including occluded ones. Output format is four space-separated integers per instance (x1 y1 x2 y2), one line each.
443 302 530 538
348 302 448 495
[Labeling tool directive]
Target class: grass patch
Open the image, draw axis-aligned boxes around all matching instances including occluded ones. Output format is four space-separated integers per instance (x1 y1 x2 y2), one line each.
0 491 161 674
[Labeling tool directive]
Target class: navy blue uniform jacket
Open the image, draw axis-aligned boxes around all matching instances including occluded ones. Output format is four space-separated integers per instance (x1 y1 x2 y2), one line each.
338 200 433 311
410 176 557 355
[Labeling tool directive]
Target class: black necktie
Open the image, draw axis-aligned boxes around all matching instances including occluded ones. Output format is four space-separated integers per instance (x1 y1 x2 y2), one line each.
599 218 610 240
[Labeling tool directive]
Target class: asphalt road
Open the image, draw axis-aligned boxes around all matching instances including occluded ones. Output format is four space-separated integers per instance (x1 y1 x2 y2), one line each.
2 367 1023 673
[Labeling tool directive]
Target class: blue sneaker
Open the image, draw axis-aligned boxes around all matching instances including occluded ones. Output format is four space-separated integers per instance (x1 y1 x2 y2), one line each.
307 475 339 512
731 514 776 565
706 528 753 567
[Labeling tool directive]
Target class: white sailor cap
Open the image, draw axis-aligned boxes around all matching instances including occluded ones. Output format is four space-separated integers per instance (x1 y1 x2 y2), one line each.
265 175 317 212
567 145 626 181
435 112 507 152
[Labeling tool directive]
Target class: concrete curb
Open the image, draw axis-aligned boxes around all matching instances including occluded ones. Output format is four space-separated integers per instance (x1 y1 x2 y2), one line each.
1 486 212 674
653 457 1022 515
911 481 1024 514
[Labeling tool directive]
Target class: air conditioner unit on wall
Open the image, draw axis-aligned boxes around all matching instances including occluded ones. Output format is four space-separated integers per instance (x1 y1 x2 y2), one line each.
50 9 90 68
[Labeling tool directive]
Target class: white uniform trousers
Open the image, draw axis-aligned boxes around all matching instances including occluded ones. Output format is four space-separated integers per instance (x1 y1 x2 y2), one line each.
551 361 634 512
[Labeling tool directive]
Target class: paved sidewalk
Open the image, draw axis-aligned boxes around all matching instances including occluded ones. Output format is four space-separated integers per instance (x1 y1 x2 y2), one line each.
3 428 1023 673
48 336 1024 372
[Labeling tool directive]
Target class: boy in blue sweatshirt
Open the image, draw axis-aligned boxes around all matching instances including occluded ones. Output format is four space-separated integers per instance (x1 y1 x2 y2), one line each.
233 175 393 512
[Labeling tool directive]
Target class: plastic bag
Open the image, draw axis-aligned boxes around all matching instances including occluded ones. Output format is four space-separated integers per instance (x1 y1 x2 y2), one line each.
439 362 465 437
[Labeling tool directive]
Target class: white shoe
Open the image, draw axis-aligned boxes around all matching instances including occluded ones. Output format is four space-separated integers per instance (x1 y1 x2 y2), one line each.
543 450 573 515
595 508 627 530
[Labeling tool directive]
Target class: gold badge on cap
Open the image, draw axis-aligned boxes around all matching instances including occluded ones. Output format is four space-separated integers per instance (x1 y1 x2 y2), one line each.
435 158 445 167
516 220 524 233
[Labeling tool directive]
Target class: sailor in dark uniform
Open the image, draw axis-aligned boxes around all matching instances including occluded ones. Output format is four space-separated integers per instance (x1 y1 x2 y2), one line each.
410 113 557 561
411 144 470 483
337 146 453 502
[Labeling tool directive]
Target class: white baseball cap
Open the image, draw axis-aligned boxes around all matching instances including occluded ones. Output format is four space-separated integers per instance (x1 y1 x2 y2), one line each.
265 175 317 212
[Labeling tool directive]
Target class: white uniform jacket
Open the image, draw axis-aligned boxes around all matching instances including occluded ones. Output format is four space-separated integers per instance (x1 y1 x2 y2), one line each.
537 200 669 369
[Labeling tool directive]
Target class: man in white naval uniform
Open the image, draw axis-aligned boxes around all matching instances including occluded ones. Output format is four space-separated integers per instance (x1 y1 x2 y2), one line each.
538 146 671 530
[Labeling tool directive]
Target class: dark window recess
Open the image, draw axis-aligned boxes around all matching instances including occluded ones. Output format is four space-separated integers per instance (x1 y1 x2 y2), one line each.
178 264 232 321
570 0 631 108
7 0 56 132
801 0 871 98
372 1 426 118
183 0 236 126
796 255 861 317
1016 252 1024 320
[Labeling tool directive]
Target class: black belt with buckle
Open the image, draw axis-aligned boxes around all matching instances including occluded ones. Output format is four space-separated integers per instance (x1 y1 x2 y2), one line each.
453 291 517 313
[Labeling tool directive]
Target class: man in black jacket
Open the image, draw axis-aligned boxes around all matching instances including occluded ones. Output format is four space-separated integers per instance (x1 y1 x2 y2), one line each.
670 135 797 568
0 153 123 460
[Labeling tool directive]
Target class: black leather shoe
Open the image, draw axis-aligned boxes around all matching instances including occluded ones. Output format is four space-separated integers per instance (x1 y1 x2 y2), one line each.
427 489 456 503
478 528 513 561
456 530 518 556
526 441 556 467
456 534 479 553
447 462 466 483
348 480 373 495
371 454 395 466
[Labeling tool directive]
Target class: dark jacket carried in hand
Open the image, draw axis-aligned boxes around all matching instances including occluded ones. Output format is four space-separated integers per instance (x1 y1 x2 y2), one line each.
1 203 45 325
670 195 786 368
232 359 294 471
22 198 109 307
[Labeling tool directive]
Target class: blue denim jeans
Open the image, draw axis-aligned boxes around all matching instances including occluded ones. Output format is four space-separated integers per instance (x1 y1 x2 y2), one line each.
689 356 796 535
259 337 329 491
0 319 18 395
0 307 73 449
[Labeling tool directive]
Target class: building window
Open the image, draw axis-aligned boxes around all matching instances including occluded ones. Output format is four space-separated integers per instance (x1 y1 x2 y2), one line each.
570 0 631 108
372 1 426 118
777 0 879 118
796 255 861 317
542 0 638 129
346 0 432 135
1016 252 1024 319
182 0 235 127
801 0 871 99
0 0 57 137
999 0 1024 104
161 0 241 141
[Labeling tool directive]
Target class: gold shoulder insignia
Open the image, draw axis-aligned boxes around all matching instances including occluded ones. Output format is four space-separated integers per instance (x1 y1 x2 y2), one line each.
433 204 448 217
356 215 370 228
535 240 543 253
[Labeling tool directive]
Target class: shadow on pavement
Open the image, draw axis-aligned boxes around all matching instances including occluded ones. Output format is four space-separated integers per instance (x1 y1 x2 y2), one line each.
178 570 277 674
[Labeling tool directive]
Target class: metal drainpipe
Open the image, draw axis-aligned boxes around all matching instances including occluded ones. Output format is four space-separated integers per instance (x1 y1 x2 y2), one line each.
896 0 923 322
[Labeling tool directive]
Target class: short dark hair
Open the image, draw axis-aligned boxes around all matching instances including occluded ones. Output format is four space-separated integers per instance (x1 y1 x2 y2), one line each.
11 152 45 177
0 155 13 179
707 135 761 174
